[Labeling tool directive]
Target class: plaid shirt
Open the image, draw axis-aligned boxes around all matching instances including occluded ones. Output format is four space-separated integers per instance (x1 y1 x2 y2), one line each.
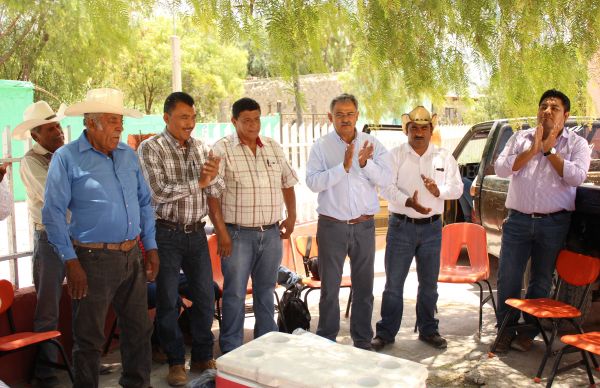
138 129 225 224
211 133 298 227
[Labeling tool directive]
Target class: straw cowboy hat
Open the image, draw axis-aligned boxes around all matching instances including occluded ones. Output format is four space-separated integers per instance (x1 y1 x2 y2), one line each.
65 88 142 118
12 101 66 140
401 106 438 131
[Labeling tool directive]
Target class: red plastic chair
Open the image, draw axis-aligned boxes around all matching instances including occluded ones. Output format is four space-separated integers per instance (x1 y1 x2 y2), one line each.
546 331 600 387
0 279 73 382
437 223 497 336
293 235 353 318
490 250 600 383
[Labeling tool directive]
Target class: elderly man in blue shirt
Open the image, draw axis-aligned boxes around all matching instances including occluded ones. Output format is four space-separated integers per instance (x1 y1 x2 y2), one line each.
306 93 392 350
43 88 159 388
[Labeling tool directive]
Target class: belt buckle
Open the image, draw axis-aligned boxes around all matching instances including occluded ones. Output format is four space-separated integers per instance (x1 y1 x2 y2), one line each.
183 224 193 233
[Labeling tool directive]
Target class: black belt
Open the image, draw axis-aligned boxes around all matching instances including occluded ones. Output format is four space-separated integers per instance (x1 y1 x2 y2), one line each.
225 223 278 232
392 212 440 225
510 209 570 219
156 219 206 233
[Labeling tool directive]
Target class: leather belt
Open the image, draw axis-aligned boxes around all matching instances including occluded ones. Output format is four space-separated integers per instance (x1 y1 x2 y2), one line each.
319 214 374 225
392 212 440 225
157 219 206 234
225 223 278 232
73 239 137 252
511 209 570 219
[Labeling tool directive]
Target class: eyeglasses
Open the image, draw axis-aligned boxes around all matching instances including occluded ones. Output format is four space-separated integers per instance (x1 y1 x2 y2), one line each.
334 112 357 119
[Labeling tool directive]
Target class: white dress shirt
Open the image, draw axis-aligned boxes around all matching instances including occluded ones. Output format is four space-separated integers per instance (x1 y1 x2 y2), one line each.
381 142 463 218
20 143 53 227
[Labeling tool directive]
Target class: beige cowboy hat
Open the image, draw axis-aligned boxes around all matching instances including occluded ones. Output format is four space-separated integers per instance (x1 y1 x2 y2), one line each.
12 101 66 140
401 106 438 131
65 88 142 118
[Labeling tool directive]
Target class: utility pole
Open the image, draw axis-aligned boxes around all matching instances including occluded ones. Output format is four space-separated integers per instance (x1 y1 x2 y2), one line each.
171 6 182 92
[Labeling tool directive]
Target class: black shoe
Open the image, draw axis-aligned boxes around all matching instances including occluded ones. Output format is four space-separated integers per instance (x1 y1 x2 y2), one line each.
418 333 447 349
491 332 514 354
371 336 394 351
353 341 374 351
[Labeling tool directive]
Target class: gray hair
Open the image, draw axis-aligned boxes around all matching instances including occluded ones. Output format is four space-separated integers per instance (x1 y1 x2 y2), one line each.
329 93 358 113
83 113 104 128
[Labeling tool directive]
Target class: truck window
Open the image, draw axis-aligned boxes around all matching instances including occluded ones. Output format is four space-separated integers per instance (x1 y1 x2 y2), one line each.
456 136 487 165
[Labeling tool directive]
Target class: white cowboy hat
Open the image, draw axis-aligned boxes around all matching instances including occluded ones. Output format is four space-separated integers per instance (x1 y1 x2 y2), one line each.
401 106 438 131
12 101 66 140
65 88 142 118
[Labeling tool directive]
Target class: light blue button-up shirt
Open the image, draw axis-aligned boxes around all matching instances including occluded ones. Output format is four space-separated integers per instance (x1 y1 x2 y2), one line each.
306 130 392 220
42 131 157 261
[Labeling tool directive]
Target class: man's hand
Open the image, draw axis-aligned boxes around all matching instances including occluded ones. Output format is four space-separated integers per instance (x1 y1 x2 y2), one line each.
65 259 88 299
217 230 233 257
145 249 160 281
343 143 354 173
358 140 374 168
405 190 432 215
421 174 440 197
0 161 10 183
530 123 543 154
542 122 560 154
199 150 221 188
279 216 296 239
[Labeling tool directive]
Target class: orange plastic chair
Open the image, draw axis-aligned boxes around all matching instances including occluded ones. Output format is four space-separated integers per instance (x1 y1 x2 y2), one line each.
0 279 73 382
546 331 600 387
437 223 497 336
490 250 600 383
293 235 353 318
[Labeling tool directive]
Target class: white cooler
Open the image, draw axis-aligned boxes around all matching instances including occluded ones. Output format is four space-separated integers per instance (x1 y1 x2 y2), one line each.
216 331 428 388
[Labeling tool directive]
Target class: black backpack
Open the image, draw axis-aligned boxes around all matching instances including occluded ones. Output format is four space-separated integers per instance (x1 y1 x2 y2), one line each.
277 285 311 333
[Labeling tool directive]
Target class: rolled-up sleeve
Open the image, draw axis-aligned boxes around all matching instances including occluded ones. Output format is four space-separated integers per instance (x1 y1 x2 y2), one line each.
494 133 520 178
562 136 591 187
42 153 76 261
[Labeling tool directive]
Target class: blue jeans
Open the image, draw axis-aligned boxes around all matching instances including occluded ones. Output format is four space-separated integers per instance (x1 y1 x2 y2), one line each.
219 225 282 353
155 225 215 365
32 229 65 380
496 210 571 336
375 215 442 340
459 177 473 222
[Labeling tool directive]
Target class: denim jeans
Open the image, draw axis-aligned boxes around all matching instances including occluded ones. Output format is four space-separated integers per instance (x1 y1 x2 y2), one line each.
31 229 65 380
155 224 215 365
219 225 282 353
375 215 442 341
459 177 473 222
316 217 375 347
496 210 571 335
72 245 151 388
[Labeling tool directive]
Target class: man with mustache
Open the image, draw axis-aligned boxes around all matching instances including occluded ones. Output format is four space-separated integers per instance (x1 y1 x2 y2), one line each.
43 88 159 388
12 101 67 387
138 92 223 386
371 106 463 351
306 93 392 350
493 89 591 353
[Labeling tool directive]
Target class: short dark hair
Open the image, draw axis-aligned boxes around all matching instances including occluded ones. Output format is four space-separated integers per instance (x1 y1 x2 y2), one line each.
232 97 261 119
330 93 358 113
539 89 570 113
164 92 194 114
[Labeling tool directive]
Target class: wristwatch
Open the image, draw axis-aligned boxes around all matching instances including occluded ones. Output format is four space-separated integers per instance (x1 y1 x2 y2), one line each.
543 147 556 157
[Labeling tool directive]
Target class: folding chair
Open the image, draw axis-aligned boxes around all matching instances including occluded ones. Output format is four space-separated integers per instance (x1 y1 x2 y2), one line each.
546 331 600 387
293 235 353 318
0 279 73 382
490 250 600 383
437 223 496 336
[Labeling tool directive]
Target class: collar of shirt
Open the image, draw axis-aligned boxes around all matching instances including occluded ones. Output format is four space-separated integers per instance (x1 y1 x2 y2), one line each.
162 127 195 150
334 128 358 145
32 142 52 157
234 132 264 148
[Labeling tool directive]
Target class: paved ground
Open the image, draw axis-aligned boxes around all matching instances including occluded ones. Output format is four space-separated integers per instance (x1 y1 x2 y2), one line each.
43 236 595 387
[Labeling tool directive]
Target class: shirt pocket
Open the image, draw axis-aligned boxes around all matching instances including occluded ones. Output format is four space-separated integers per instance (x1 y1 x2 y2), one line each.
266 159 283 187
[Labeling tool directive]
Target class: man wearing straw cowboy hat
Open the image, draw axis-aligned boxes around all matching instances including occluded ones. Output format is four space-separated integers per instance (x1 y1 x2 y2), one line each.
13 101 66 387
43 88 159 388
371 106 462 351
